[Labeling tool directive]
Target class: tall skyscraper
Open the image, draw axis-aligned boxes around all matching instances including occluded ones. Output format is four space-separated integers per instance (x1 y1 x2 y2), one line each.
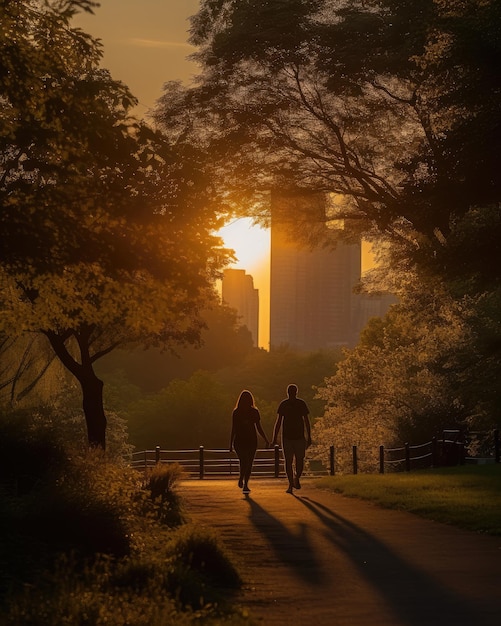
221 269 259 347
269 193 362 351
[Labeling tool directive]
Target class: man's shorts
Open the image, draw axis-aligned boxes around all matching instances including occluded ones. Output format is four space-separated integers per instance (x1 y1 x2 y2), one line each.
282 438 306 459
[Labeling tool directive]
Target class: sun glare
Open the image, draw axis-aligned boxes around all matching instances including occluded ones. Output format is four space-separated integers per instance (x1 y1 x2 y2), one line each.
218 218 271 350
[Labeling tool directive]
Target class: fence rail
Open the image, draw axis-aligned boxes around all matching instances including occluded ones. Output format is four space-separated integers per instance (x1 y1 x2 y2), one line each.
130 429 499 478
130 445 308 479
330 428 500 475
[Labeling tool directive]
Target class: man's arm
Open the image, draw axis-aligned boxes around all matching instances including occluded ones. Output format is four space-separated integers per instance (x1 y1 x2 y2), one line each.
304 413 312 447
271 414 283 446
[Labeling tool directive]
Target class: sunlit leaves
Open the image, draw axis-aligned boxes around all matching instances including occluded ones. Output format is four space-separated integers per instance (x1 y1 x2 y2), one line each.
312 282 495 457
160 0 501 281
0 2 231 446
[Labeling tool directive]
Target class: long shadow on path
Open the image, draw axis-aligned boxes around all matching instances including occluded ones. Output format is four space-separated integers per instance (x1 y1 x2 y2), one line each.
245 495 327 587
297 496 496 626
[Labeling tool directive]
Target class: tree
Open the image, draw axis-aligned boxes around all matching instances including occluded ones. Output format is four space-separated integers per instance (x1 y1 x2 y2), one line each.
96 304 255 392
0 1 228 448
126 371 234 450
0 333 59 405
155 0 501 286
312 283 497 466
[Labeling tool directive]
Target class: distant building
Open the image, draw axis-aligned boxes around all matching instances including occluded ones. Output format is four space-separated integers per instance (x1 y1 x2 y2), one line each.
355 292 398 335
221 269 259 347
269 193 362 351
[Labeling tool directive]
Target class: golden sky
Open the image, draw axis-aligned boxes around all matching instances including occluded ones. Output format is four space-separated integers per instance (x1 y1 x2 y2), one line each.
74 1 200 114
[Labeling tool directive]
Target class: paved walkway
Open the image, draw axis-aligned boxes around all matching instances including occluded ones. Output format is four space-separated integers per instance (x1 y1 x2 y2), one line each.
180 478 500 626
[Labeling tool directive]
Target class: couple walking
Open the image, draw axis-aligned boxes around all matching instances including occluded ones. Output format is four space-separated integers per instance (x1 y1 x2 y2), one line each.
229 384 312 495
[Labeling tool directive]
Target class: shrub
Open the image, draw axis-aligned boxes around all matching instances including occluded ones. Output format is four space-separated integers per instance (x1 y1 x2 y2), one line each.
144 462 185 526
0 408 67 495
168 525 241 590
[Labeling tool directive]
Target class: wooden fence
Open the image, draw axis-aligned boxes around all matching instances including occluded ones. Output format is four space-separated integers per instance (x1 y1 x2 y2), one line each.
130 429 499 478
330 428 500 475
131 445 288 479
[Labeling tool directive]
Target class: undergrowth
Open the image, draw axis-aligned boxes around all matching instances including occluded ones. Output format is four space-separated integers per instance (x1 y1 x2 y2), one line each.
0 411 245 625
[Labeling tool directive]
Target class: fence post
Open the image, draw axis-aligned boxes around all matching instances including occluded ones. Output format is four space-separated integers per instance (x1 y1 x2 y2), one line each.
143 450 147 473
405 442 411 472
432 437 438 467
352 445 358 475
329 445 335 476
495 429 500 464
274 444 280 478
199 446 204 480
155 446 161 464
379 445 385 474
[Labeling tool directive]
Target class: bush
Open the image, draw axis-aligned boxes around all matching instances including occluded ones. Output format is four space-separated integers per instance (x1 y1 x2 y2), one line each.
0 408 67 495
168 525 241 591
144 462 185 526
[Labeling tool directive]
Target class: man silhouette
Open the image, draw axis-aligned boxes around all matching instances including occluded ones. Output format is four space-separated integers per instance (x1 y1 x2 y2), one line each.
272 384 312 494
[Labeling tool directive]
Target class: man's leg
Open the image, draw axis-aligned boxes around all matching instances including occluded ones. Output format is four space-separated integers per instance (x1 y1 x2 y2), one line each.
283 440 295 493
294 440 306 488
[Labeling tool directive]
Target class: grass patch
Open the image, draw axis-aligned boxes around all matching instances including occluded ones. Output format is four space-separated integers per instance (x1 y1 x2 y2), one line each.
315 463 501 535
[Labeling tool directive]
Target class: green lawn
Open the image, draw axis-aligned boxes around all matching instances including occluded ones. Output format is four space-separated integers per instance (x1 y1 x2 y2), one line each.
314 463 501 535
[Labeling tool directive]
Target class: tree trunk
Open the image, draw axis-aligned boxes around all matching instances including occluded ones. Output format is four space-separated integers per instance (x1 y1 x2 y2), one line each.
44 329 107 450
80 371 107 450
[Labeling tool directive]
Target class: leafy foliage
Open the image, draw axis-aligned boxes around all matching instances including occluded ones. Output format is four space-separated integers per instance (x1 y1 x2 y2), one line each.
96 305 255 393
0 1 230 448
312 282 501 468
102 346 342 450
155 0 501 287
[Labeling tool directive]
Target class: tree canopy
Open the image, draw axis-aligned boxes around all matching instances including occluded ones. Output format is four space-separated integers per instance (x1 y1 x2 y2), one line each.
0 1 229 447
155 0 501 288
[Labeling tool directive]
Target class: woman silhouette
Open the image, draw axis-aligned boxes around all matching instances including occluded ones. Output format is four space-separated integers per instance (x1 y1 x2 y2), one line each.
229 390 269 494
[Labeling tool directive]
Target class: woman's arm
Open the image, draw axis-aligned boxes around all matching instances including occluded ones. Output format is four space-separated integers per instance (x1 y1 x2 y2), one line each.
255 414 270 447
229 413 236 452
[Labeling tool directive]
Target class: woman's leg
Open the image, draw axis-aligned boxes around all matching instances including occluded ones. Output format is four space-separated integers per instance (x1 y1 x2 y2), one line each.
241 447 256 489
235 446 253 488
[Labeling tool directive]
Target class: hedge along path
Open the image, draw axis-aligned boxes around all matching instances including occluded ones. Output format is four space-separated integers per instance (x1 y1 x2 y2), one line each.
180 478 501 626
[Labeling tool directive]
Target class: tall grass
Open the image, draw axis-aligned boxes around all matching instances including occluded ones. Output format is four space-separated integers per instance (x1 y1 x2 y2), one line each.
315 463 501 535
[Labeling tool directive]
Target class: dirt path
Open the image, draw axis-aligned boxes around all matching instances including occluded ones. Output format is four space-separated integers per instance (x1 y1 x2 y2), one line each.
180 478 501 626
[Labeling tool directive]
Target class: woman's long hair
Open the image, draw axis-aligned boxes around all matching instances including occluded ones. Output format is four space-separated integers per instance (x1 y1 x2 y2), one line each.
235 389 255 410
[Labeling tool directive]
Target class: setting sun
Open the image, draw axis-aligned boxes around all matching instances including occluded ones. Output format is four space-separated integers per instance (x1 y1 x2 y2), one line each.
218 218 270 349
